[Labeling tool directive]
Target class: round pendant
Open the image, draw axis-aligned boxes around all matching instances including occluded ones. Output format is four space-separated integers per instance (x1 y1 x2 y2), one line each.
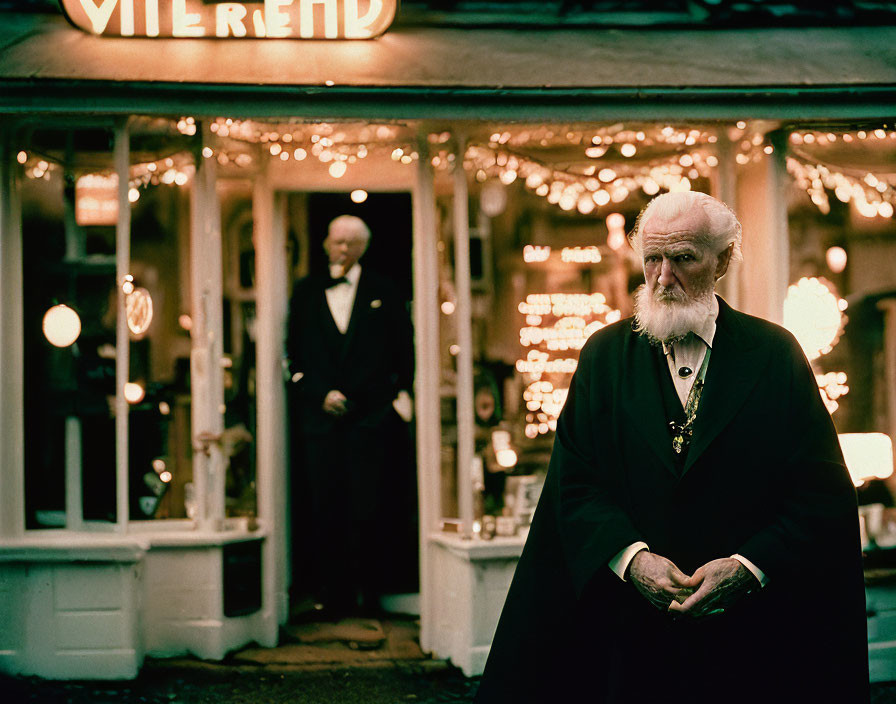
678 366 693 378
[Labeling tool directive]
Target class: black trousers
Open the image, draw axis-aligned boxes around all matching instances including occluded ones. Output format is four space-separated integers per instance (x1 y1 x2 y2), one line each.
296 423 387 609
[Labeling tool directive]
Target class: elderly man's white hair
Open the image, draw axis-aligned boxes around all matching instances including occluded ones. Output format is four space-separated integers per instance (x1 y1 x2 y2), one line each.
328 214 371 244
630 191 742 263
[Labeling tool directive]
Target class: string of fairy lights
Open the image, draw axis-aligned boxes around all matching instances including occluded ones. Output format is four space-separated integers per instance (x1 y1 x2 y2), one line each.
785 128 896 218
13 118 896 221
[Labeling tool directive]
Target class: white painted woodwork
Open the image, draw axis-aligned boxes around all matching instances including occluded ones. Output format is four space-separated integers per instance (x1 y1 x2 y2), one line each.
254 161 290 634
734 145 789 323
189 129 226 531
453 139 475 539
710 133 742 310
429 533 524 676
413 137 441 655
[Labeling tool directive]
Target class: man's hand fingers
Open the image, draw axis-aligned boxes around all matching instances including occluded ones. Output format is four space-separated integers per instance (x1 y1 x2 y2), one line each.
668 568 692 586
670 583 712 613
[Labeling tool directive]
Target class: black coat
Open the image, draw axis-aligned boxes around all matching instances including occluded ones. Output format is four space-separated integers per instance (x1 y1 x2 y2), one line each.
475 297 868 704
286 267 414 434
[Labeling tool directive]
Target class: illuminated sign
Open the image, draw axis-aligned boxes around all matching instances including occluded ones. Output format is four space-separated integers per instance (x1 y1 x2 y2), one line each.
60 0 398 39
75 173 118 226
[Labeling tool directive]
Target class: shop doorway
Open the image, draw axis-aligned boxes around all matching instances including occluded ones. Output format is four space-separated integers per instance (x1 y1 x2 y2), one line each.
284 191 418 617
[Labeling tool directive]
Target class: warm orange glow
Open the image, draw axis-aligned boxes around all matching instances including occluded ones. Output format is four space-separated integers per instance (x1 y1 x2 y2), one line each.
75 174 118 226
839 433 894 488
782 277 845 361
60 0 397 39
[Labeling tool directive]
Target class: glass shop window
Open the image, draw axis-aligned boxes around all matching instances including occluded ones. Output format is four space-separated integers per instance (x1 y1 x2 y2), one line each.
127 179 194 521
220 182 259 520
21 127 119 528
19 124 200 527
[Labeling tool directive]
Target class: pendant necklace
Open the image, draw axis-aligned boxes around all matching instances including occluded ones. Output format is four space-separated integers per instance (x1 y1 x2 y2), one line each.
669 347 712 455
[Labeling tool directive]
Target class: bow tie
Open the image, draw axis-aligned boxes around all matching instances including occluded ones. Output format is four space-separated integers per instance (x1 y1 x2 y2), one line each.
326 275 349 289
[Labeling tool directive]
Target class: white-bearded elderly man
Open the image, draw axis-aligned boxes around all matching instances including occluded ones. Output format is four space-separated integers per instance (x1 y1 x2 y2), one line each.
475 191 868 704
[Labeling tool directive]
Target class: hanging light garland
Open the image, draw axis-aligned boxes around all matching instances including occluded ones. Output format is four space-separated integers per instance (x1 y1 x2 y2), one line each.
786 127 896 218
207 118 420 179
459 122 774 215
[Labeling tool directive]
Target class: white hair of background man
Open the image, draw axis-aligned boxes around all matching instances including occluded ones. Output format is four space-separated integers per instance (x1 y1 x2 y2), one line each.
327 214 371 247
629 191 743 263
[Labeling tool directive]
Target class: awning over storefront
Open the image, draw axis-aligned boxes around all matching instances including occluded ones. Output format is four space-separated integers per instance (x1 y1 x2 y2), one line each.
1 12 896 119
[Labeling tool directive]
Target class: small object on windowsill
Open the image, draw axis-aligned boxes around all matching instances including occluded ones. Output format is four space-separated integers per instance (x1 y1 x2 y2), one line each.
441 518 463 533
495 516 517 537
480 516 496 540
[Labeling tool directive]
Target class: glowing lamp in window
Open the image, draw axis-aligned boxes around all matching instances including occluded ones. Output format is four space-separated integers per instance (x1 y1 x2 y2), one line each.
125 286 154 337
782 277 845 361
838 433 894 488
480 181 508 217
43 304 82 347
124 382 146 404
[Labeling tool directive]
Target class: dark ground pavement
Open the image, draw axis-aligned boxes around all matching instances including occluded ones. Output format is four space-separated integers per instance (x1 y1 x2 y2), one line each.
4 615 896 703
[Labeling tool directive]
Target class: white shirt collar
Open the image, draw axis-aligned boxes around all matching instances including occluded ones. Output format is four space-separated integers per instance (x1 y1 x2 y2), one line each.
345 263 362 285
661 295 719 355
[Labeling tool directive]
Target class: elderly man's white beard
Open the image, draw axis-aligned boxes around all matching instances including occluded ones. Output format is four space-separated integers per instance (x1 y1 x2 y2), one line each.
633 284 715 344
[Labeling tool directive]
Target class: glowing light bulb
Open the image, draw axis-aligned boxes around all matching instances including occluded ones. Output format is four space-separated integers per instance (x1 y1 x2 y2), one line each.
351 189 368 203
825 246 847 273
124 382 145 404
329 161 347 178
592 190 610 206
43 304 81 347
496 448 518 468
606 213 625 230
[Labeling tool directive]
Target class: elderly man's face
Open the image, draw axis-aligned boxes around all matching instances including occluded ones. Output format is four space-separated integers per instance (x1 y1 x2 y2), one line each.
640 211 729 304
642 232 718 303
324 224 367 274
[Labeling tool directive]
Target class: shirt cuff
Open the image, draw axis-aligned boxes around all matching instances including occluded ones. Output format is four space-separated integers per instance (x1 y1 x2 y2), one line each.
731 553 768 587
609 542 649 582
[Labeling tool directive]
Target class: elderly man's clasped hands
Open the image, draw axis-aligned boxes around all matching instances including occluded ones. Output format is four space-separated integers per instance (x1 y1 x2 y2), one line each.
627 550 757 619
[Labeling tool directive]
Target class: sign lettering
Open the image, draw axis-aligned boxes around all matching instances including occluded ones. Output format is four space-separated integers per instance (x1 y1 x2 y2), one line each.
60 0 397 39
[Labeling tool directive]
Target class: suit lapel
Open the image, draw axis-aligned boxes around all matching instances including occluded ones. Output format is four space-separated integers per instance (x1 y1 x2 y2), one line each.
621 325 677 477
319 280 344 341
340 268 370 360
682 297 769 476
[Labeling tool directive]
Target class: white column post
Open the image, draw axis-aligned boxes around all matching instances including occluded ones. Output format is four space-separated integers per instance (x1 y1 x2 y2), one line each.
452 137 474 539
0 125 25 537
254 158 290 634
189 125 226 531
734 132 790 323
711 133 742 309
114 120 131 531
413 135 441 653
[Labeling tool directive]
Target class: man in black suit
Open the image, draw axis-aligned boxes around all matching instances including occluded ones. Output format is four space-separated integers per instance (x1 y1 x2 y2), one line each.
475 192 868 703
287 215 413 617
